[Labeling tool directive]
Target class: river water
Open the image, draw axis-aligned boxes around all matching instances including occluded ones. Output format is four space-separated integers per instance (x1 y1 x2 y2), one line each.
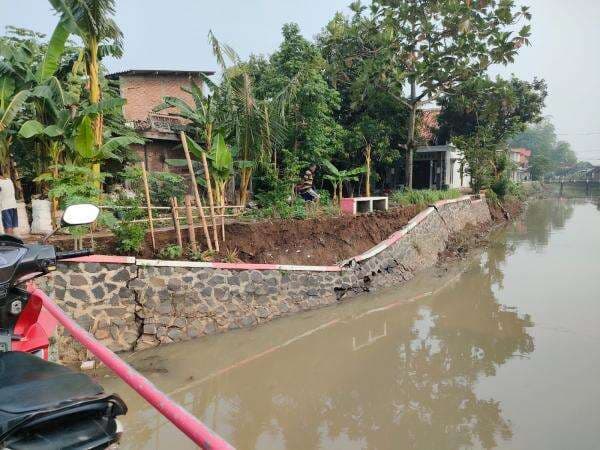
103 198 600 450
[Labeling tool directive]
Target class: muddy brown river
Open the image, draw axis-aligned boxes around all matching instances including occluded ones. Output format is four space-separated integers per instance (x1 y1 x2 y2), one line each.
103 198 600 450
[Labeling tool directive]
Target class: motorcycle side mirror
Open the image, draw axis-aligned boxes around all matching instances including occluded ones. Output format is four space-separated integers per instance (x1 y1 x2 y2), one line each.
42 204 100 244
62 204 100 226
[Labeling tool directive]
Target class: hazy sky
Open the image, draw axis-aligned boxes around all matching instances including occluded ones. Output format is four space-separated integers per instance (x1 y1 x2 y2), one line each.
1 0 599 163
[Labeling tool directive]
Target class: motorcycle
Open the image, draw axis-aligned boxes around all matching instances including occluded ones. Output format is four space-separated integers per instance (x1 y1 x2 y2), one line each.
0 204 126 449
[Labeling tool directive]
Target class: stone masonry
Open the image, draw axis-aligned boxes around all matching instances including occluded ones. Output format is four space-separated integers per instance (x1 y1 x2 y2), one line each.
38 197 491 361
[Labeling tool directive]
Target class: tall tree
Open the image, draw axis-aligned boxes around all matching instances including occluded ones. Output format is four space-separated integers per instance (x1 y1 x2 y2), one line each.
438 75 547 190
318 11 409 194
248 24 346 181
355 0 532 188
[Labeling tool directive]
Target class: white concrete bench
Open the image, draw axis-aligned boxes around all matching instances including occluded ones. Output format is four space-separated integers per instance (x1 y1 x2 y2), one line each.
340 196 389 215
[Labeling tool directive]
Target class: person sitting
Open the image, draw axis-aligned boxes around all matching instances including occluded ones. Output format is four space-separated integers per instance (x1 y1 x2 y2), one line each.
297 164 320 202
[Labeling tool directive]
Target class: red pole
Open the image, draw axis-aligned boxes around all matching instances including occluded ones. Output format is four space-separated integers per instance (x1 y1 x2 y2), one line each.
35 288 235 450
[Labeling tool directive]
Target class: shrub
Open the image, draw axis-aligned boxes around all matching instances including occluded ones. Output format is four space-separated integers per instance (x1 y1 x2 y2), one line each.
148 172 187 206
158 244 183 260
508 180 526 200
120 167 186 206
390 188 461 206
486 189 500 207
490 177 510 199
113 223 146 254
105 192 147 254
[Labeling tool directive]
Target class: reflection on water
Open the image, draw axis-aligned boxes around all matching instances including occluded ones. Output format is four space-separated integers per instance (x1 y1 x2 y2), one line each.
103 199 600 450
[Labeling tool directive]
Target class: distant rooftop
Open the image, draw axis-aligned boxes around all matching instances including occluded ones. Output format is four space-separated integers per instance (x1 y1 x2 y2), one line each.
106 69 215 80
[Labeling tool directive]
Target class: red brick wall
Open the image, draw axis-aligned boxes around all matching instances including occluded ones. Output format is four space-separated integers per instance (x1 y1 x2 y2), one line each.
119 74 202 122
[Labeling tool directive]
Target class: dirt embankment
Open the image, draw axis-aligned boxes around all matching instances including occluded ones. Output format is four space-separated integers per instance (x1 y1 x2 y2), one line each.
221 205 423 265
80 205 423 265
439 198 524 263
59 198 522 266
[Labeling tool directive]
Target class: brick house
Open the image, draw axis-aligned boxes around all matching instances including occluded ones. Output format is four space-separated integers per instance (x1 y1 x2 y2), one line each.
106 69 214 172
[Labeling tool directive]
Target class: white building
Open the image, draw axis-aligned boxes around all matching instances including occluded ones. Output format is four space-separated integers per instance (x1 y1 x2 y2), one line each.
414 145 471 190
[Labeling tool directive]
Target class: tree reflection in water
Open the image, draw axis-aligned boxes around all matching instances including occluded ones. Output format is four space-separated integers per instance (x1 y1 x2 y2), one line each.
122 238 535 450
517 199 575 249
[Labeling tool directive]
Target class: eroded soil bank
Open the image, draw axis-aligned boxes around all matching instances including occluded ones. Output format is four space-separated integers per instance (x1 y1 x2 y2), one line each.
75 204 424 265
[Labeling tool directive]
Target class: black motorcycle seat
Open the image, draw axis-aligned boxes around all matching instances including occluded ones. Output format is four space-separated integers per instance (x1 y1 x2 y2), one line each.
0 352 104 414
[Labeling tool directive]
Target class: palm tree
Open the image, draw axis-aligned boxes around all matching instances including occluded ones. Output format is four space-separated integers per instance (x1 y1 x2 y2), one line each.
48 0 124 177
208 32 302 205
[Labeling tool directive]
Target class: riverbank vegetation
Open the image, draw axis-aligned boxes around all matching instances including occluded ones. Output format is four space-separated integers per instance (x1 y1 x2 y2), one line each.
1 0 575 257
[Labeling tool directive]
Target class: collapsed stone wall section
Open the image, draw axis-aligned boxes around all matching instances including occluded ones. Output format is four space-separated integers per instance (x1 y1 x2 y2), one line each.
39 196 492 358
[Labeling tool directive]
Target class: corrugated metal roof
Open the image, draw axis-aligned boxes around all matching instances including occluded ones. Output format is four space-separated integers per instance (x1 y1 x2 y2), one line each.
106 69 215 79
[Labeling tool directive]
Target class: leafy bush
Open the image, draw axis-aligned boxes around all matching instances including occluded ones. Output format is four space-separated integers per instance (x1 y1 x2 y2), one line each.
120 167 186 206
485 189 500 207
41 165 106 208
113 223 147 254
158 244 183 260
148 172 187 206
105 192 147 254
508 180 526 200
490 177 509 199
390 188 462 206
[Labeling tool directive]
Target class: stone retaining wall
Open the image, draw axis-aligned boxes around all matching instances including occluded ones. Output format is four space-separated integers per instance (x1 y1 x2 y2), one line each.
38 196 491 359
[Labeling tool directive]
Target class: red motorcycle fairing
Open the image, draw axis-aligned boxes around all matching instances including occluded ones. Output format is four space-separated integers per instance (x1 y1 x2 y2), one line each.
11 288 57 359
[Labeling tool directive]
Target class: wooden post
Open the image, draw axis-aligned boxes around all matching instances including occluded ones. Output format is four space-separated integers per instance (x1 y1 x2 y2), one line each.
180 131 213 251
140 162 156 251
171 197 183 248
184 195 197 252
364 142 372 197
200 151 220 251
220 183 226 242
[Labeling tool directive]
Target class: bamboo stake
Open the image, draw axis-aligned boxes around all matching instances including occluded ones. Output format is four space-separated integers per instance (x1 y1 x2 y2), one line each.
200 151 220 251
140 162 156 251
220 183 226 241
184 195 197 252
171 197 183 247
180 131 213 251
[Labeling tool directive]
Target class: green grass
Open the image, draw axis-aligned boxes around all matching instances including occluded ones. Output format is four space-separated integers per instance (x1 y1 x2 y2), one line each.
389 188 462 207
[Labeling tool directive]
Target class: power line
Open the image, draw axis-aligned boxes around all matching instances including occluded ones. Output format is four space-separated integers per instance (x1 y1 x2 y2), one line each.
557 131 600 136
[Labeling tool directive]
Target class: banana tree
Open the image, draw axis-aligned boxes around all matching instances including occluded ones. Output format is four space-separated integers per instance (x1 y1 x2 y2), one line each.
19 92 141 222
208 134 234 240
48 0 124 180
323 160 367 205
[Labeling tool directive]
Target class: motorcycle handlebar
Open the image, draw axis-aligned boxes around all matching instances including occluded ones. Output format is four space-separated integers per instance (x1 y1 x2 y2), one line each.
56 249 93 260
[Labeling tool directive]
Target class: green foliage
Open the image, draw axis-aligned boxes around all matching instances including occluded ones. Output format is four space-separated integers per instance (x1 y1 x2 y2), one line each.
439 76 547 192
490 176 510 199
390 189 461 207
244 185 338 221
246 23 346 170
148 172 187 206
107 195 147 254
112 222 146 254
39 164 105 207
158 245 183 260
119 167 186 206
508 181 526 201
485 189 500 207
